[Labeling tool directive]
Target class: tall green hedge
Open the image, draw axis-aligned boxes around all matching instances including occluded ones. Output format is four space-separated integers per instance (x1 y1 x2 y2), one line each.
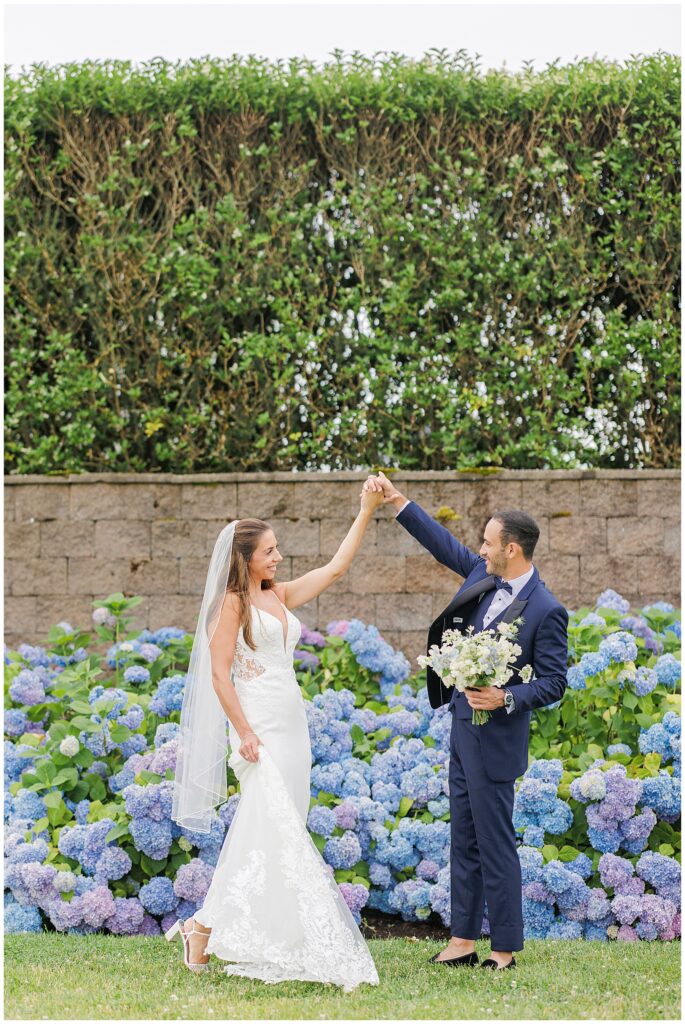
4 52 680 473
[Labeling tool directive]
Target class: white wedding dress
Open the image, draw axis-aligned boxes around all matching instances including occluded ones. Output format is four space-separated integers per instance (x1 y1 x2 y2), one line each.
193 598 379 992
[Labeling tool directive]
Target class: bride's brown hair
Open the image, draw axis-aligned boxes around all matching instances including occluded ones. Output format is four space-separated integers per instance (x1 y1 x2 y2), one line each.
227 518 273 651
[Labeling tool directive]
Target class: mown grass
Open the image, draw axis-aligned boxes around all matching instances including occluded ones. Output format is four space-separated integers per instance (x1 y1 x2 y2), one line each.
4 934 681 1020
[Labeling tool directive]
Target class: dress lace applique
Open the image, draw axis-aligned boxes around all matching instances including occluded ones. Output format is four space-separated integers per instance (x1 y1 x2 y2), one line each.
232 641 266 682
203 747 379 992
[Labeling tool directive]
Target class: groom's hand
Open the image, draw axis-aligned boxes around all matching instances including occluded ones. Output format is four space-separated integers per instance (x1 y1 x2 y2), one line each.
362 471 406 510
464 686 506 710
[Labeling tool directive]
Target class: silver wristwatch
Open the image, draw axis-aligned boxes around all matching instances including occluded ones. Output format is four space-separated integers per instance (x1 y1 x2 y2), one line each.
503 688 515 714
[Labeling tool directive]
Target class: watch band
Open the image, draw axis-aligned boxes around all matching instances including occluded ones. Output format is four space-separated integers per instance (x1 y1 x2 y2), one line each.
504 688 515 714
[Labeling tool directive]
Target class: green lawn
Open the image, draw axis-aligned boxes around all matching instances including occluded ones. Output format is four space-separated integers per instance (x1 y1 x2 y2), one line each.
4 934 681 1020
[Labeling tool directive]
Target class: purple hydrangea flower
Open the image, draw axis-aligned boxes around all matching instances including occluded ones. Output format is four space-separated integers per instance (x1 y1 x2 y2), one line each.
138 876 179 916
138 643 163 663
522 881 555 904
522 897 555 938
173 859 215 903
620 611 658 643
607 743 632 757
566 665 586 690
107 896 145 935
17 644 50 667
416 858 440 882
81 885 116 927
148 739 178 776
338 882 369 923
94 846 132 883
294 649 321 672
654 655 681 689
324 832 362 870
333 800 359 830
543 861 576 895
9 669 46 706
117 704 145 730
154 722 180 747
4 709 30 737
596 590 630 614
128 817 173 860
611 894 642 925
615 876 645 897
636 851 681 904
123 665 151 685
218 793 240 831
639 771 681 823
547 917 583 940
135 912 162 936
579 651 610 679
599 853 634 890
326 620 350 637
4 895 43 933
307 804 336 837
148 675 185 716
599 632 638 665
388 878 434 922
299 625 326 648
523 825 545 847
580 612 606 628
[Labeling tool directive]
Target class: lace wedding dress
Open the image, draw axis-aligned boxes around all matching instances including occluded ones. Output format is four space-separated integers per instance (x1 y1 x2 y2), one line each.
193 598 379 992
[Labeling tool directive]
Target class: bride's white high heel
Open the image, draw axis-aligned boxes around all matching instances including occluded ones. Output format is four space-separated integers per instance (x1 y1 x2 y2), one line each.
164 917 210 972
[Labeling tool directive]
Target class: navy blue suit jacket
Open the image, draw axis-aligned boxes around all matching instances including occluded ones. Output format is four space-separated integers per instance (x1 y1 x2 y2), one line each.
396 500 569 781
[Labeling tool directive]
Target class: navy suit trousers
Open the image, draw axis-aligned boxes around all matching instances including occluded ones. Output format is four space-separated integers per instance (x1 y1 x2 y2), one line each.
449 714 524 951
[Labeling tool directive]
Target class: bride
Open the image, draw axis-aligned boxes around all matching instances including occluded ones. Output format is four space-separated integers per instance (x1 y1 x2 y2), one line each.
165 487 383 991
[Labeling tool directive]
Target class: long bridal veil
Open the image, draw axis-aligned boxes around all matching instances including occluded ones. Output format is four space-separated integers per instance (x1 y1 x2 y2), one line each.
171 521 236 834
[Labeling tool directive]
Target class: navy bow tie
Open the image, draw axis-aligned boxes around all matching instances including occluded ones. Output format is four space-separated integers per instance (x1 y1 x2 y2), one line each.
494 576 513 595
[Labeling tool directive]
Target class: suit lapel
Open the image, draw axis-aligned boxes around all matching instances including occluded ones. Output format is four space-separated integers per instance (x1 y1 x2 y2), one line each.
439 574 495 623
488 565 540 627
495 596 527 626
440 564 541 628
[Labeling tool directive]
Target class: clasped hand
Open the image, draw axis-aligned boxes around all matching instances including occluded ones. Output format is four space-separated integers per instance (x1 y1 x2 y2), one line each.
360 471 400 505
463 686 506 710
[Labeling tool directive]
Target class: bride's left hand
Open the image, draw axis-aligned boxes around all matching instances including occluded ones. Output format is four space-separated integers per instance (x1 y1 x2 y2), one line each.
360 486 384 513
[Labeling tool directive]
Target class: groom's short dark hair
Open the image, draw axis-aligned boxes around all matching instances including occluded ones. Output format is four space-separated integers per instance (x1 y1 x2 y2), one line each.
492 509 540 560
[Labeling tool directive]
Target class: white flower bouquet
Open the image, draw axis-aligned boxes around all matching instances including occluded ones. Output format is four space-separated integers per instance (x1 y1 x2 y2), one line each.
418 618 533 725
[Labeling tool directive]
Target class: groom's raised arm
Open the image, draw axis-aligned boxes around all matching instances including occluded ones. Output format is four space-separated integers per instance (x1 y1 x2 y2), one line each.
394 498 482 579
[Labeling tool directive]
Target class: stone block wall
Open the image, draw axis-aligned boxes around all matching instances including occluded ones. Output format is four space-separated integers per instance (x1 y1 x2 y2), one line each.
4 470 681 666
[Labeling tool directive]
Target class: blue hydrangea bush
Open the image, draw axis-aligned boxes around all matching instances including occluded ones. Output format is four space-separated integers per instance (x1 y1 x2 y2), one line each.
4 590 681 942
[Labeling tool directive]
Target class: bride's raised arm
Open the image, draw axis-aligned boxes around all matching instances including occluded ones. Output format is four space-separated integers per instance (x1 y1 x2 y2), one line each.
275 487 384 610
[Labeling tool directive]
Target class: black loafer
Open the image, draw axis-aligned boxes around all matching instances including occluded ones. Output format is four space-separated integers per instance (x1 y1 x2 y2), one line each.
429 950 479 966
481 956 516 969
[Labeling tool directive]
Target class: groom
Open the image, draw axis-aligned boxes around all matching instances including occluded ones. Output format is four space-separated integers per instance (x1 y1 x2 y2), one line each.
363 472 568 969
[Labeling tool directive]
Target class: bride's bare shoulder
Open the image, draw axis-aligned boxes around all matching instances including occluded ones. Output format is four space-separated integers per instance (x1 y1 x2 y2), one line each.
221 591 241 617
271 582 288 603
